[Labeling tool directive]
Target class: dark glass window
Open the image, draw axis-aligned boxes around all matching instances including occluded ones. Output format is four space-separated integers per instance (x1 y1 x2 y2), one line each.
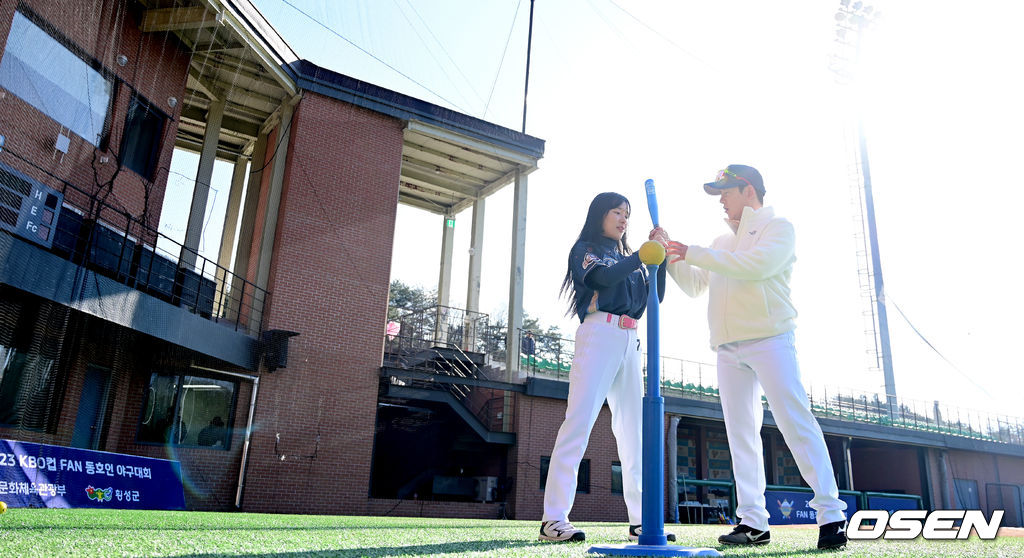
540 456 590 494
611 461 623 494
138 372 236 448
0 346 57 429
120 95 165 179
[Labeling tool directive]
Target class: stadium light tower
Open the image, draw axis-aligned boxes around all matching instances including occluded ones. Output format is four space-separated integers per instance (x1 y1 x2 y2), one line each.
832 1 899 415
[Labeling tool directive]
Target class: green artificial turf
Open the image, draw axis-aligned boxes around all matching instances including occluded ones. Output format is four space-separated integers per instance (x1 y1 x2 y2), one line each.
0 509 1021 557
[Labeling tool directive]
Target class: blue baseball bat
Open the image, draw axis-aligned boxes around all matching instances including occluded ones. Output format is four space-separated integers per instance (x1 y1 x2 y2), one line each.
644 178 658 227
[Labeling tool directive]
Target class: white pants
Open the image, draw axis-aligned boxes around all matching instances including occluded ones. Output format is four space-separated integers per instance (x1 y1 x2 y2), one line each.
717 331 847 530
543 312 644 525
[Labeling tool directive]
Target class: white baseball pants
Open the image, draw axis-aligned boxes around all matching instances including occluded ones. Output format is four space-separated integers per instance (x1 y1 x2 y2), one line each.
717 331 847 530
543 311 644 525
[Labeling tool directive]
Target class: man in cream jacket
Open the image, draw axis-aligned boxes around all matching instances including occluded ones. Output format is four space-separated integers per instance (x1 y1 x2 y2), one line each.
650 165 848 551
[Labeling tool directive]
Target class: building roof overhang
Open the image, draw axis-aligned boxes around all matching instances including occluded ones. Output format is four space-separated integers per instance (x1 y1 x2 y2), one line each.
138 0 300 159
294 59 545 215
138 0 544 213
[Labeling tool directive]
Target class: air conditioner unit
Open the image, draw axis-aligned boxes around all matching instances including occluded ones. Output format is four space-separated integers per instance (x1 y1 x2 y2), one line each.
474 476 498 502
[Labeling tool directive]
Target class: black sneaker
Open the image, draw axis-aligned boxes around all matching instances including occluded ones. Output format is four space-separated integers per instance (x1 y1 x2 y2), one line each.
718 524 770 545
818 520 848 550
628 524 677 542
539 520 585 542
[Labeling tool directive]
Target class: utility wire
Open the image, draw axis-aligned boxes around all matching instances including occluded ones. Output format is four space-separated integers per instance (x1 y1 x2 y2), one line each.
604 0 712 71
484 0 523 119
278 0 464 111
886 293 993 398
399 0 487 110
390 0 474 112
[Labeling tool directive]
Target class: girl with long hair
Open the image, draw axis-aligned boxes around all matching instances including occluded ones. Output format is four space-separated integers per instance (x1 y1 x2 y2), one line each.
539 192 668 543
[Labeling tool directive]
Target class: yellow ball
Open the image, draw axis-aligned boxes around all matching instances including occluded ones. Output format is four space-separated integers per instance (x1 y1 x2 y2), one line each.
0 501 7 513
638 240 666 265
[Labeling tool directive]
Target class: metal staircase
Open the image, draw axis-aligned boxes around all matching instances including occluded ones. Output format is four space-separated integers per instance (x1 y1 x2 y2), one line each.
381 305 516 444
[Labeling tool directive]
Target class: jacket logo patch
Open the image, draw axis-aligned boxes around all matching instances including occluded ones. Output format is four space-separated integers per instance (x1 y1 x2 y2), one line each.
748 230 758 235
582 252 600 270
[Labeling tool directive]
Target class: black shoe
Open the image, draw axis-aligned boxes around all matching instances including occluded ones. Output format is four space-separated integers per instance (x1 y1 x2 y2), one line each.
628 524 677 542
718 524 770 545
818 520 848 550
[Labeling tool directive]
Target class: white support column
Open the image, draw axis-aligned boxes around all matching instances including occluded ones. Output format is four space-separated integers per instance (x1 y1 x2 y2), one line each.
505 169 527 378
437 212 455 307
464 199 485 351
465 199 485 314
226 132 267 324
181 96 225 270
214 155 248 316
252 101 294 333
841 437 855 491
435 212 455 346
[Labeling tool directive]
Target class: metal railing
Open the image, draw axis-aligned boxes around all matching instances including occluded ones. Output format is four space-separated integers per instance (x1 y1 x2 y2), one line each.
509 328 1024 446
514 329 719 396
383 311 1024 445
0 149 269 334
383 306 514 433
806 385 1024 444
516 328 573 381
388 305 490 354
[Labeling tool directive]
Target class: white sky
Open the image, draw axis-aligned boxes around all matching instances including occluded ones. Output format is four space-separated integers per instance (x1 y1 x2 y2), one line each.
163 0 1024 418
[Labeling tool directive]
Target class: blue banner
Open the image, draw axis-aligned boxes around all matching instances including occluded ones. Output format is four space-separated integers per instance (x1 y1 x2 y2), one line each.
766 488 860 525
867 494 920 513
0 439 186 510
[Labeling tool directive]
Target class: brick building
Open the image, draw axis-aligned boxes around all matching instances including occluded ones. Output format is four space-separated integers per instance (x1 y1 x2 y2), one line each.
1 0 1023 527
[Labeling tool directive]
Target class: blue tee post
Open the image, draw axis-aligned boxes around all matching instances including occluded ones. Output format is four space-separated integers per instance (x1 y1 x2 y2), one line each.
587 263 722 557
639 263 667 546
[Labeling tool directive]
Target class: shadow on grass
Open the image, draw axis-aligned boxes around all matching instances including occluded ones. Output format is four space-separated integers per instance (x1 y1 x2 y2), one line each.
706 546 852 557
0 524 509 532
167 539 559 557
164 543 850 558
716 544 843 552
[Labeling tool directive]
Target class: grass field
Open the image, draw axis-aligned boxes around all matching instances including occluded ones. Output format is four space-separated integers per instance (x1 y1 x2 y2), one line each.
1 509 1022 557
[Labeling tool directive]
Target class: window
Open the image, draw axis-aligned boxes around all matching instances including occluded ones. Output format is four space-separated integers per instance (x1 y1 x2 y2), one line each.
540 456 590 494
0 10 113 146
120 95 165 179
611 461 623 494
138 372 237 448
0 345 57 429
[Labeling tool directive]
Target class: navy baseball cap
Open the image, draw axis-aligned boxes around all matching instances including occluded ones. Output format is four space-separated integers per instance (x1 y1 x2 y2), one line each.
703 164 765 196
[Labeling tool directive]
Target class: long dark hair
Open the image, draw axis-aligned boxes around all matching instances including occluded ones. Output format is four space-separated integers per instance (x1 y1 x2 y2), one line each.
559 192 632 317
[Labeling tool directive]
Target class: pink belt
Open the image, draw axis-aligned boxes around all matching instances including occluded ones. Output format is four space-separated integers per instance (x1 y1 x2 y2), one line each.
604 312 638 330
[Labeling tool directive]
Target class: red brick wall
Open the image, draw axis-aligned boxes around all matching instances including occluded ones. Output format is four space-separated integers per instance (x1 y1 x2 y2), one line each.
0 2 241 510
924 448 1024 512
511 393 674 523
0 0 187 235
995 454 1024 487
238 92 404 514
